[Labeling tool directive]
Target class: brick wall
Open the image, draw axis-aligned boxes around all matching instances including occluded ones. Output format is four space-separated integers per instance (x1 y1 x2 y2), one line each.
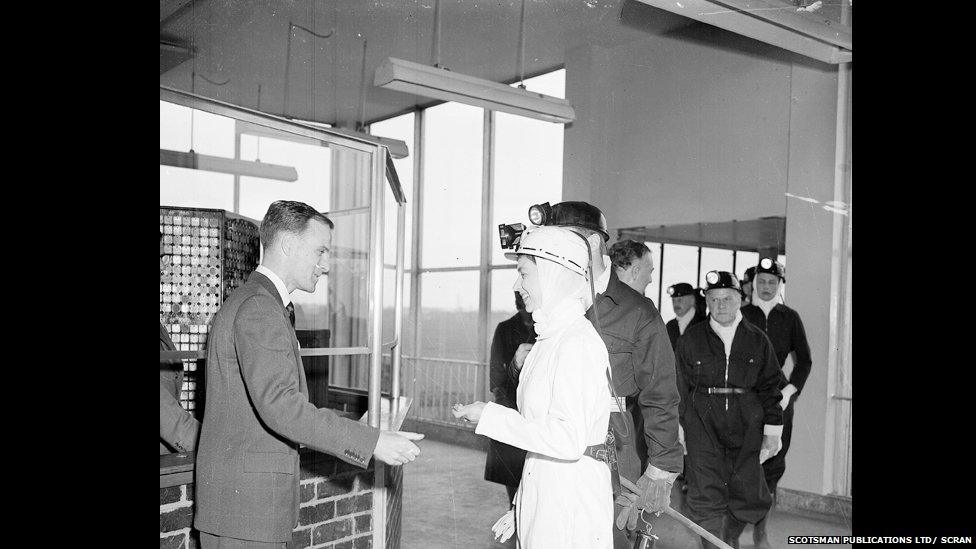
159 449 403 549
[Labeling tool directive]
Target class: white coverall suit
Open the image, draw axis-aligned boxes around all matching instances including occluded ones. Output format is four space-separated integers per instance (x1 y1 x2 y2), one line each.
477 287 614 548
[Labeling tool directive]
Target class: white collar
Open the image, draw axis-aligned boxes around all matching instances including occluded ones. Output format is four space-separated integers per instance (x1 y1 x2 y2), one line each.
709 310 742 357
676 307 697 334
595 255 612 295
756 295 778 318
256 264 291 307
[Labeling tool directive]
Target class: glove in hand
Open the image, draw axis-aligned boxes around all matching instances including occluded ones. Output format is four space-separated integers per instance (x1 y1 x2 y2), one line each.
636 472 673 515
614 491 640 531
492 509 515 543
759 434 783 464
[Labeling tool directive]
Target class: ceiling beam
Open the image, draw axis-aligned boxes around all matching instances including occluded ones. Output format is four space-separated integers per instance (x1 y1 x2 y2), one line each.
160 0 195 27
635 0 851 64
709 0 851 51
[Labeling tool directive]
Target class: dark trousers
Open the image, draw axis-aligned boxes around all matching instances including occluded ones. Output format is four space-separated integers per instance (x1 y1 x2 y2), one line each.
761 399 794 494
612 409 644 549
684 432 772 544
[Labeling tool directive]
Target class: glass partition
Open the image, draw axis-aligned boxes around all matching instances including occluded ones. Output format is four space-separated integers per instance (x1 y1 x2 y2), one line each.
159 86 406 429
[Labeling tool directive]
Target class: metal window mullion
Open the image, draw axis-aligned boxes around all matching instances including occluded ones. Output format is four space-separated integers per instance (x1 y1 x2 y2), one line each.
411 109 425 401
478 109 495 403
696 246 703 287
658 243 664 306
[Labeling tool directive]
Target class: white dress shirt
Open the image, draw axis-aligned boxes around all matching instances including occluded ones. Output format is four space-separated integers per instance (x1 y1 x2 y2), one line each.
255 264 291 307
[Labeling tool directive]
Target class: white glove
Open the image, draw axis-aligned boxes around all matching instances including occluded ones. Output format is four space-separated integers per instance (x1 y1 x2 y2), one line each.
678 424 687 455
779 384 797 410
759 435 783 464
492 508 516 543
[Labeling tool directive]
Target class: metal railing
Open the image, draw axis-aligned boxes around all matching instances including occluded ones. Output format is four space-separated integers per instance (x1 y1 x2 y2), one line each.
399 355 484 425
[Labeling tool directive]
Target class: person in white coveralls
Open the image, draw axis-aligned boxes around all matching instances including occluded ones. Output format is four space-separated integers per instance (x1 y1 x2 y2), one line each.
452 225 614 549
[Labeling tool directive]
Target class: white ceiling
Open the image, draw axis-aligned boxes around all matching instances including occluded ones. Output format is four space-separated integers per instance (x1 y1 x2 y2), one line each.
159 0 695 127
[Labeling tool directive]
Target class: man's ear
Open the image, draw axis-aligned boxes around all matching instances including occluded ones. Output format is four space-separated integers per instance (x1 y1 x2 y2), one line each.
279 232 296 256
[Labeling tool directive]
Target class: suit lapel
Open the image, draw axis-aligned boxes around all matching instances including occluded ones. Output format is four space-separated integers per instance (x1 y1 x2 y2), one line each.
249 272 307 394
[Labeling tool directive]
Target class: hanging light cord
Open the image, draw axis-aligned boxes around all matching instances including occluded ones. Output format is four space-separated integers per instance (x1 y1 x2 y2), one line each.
517 0 527 89
357 38 369 131
432 0 442 68
282 20 334 117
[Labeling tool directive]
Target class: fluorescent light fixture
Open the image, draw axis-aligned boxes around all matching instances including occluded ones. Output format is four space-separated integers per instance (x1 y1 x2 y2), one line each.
160 149 298 182
374 57 575 124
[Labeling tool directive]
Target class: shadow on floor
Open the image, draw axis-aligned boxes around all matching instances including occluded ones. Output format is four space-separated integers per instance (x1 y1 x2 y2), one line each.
402 439 851 548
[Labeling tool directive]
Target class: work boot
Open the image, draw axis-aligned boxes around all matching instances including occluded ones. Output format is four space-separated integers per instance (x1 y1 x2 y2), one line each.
722 516 746 549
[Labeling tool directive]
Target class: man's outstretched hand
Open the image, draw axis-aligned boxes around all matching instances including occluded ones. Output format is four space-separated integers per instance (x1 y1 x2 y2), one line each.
373 431 425 466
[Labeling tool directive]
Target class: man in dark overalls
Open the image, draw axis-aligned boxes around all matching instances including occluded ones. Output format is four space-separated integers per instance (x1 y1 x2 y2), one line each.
674 271 786 548
741 258 812 549
484 292 537 504
513 201 683 549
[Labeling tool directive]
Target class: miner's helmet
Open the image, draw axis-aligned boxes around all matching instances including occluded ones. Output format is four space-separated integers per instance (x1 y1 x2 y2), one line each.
703 270 741 292
527 201 610 242
742 266 757 284
503 225 589 278
667 283 696 298
755 257 786 282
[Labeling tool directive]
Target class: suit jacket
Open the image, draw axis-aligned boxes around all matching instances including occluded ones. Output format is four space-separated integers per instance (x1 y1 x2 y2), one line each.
160 322 199 454
194 271 380 543
585 270 683 477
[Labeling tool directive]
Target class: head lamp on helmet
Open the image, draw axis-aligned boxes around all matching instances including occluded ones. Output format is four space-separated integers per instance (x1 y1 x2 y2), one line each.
756 257 785 281
668 283 696 298
703 271 740 292
504 225 589 278
524 201 609 242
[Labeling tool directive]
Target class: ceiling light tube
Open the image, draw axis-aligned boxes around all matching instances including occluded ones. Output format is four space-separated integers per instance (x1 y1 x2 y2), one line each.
374 57 575 124
160 149 299 182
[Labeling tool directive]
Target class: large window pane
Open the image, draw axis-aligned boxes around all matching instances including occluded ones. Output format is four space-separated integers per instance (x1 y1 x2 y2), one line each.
492 70 565 264
659 244 699 322
160 101 236 210
238 134 333 221
372 113 416 269
699 248 734 287
422 103 483 268
735 250 760 281
419 271 481 361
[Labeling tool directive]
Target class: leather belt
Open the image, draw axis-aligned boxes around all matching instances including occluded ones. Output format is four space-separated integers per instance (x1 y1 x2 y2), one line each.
583 443 610 462
696 387 750 394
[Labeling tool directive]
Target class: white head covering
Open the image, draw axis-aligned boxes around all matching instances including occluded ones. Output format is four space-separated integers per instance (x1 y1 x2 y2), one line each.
509 226 592 338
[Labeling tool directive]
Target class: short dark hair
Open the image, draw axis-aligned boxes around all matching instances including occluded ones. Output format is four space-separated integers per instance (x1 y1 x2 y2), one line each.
609 239 651 270
259 200 334 247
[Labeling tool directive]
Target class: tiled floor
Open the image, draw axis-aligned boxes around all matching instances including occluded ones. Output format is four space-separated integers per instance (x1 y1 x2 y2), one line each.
401 439 851 548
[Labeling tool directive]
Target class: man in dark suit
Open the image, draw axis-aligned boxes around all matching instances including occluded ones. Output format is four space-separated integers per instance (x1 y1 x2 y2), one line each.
740 258 811 549
194 200 425 548
484 292 536 504
160 232 200 454
529 202 683 549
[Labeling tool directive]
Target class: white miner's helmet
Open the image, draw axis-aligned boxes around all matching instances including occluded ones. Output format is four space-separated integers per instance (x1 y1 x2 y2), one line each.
504 225 589 278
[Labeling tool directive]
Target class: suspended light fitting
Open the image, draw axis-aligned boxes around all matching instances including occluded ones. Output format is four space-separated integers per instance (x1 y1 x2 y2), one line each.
160 149 299 182
374 57 575 124
373 0 574 124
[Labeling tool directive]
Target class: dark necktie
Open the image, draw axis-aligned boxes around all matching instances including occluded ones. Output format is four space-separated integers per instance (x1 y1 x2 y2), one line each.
285 302 296 328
